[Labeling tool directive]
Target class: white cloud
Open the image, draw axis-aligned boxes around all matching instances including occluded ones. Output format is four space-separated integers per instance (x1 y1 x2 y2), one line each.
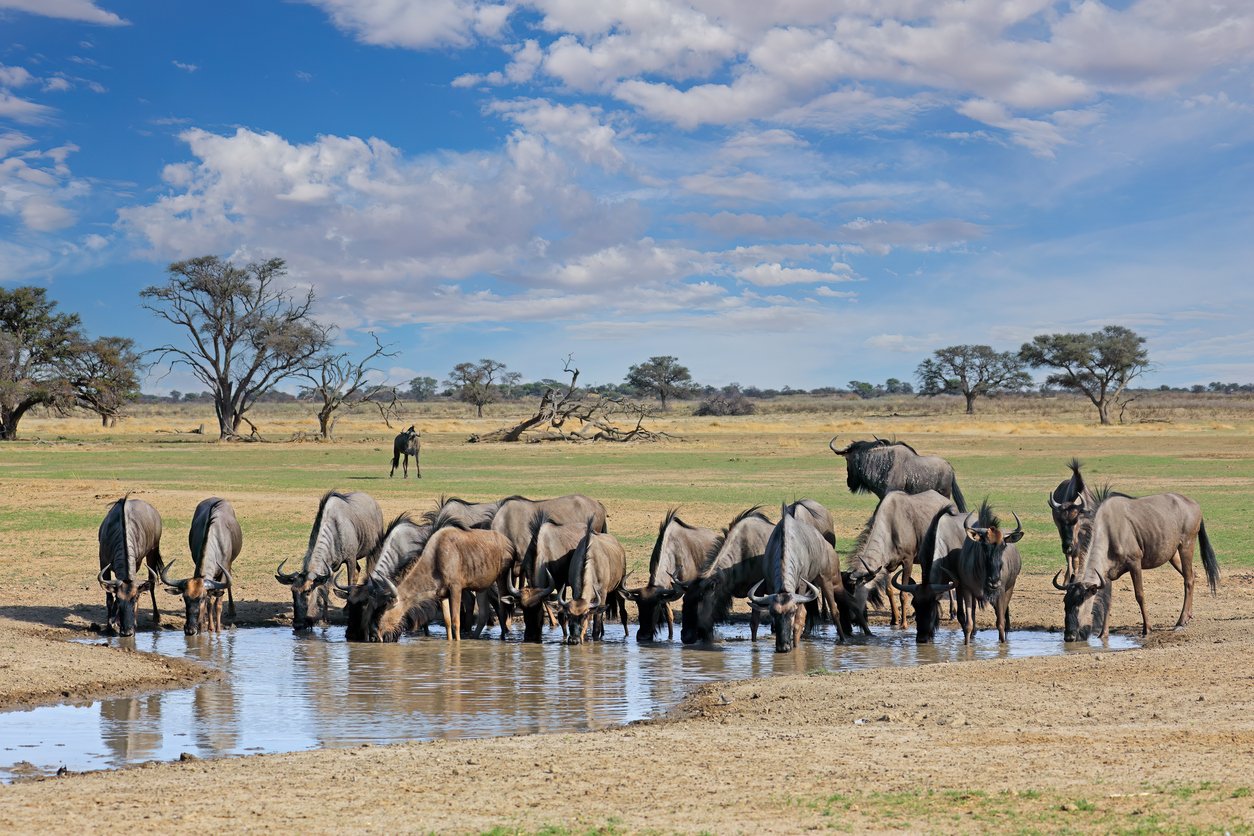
303 0 513 49
734 262 855 287
489 98 626 169
0 0 127 25
0 139 86 232
172 61 199 73
0 91 55 125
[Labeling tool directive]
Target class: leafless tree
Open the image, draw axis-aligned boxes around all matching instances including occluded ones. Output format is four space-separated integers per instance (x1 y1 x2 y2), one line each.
299 333 400 440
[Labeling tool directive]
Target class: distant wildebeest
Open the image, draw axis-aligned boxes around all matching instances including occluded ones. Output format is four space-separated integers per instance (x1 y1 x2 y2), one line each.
97 495 165 636
680 506 775 645
1058 488 1218 641
159 497 243 635
506 513 589 642
947 502 1023 644
335 514 434 642
558 521 628 645
275 490 384 631
847 489 957 626
745 502 839 653
829 436 967 512
623 509 717 643
360 511 514 643
389 425 421 478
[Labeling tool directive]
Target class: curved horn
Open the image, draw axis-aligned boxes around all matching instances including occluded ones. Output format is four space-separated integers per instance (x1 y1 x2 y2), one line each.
274 559 299 585
1006 511 1024 542
1052 567 1069 590
794 579 820 604
505 571 523 599
746 579 772 608
330 566 351 599
890 569 917 593
159 559 189 591
828 436 845 456
1048 492 1062 511
203 568 230 593
533 565 555 600
97 565 120 590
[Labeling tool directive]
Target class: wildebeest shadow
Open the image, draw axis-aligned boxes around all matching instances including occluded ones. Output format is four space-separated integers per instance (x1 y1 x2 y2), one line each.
343 476 385 480
0 604 97 631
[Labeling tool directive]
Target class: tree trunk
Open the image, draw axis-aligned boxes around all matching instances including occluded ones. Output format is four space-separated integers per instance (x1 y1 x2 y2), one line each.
964 393 976 414
1098 400 1111 425
476 402 484 418
318 409 336 440
659 393 668 411
0 400 35 440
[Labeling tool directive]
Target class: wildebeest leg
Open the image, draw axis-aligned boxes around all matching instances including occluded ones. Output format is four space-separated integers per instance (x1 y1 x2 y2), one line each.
750 608 761 642
897 560 913 628
664 602 674 641
415 452 421 479
996 597 1007 643
820 578 844 642
887 580 901 627
1175 542 1195 627
1129 565 1151 637
402 453 408 479
793 606 807 649
442 593 457 642
544 603 557 628
946 589 957 621
956 593 970 644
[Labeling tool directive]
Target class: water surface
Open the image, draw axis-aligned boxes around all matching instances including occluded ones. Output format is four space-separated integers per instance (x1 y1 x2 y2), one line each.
0 623 1134 781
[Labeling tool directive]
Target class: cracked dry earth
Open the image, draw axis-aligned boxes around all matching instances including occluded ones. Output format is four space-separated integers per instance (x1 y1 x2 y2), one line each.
1 569 1252 833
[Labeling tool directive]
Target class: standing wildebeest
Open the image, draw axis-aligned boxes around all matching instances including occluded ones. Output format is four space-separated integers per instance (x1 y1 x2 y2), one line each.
97 495 165 636
389 425 421 478
491 494 608 563
275 490 384 630
745 502 837 653
894 505 967 643
680 506 775 645
846 489 957 626
506 513 589 642
159 497 243 635
426 495 500 529
623 509 717 643
946 502 1023 644
1047 458 1090 564
1059 489 1218 641
362 511 514 643
829 436 967 512
335 514 434 642
559 521 628 644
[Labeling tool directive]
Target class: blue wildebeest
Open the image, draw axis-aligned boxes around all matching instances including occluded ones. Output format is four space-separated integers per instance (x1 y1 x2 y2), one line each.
159 497 243 635
945 501 1023 644
559 521 628 645
505 513 589 642
275 490 384 631
623 509 717 643
895 505 967 644
847 489 957 626
680 506 774 645
335 513 434 642
96 495 165 636
389 425 421 478
1060 489 1218 641
1047 458 1091 566
828 436 967 512
364 511 514 643
745 502 841 653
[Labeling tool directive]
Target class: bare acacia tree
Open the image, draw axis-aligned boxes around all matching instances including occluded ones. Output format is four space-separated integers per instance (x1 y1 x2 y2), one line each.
141 256 331 440
299 333 400 440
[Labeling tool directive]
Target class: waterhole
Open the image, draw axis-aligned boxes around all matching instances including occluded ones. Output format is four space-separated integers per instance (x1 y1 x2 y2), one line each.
0 624 1134 781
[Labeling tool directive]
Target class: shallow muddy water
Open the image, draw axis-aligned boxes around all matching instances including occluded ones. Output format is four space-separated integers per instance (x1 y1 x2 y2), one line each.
0 624 1134 781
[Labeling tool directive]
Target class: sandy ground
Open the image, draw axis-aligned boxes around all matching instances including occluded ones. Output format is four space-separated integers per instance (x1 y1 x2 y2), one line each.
1 567 1252 833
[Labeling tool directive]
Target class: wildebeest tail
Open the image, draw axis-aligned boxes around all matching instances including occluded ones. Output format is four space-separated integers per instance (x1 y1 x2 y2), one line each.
949 476 968 513
390 447 401 469
1198 519 1219 594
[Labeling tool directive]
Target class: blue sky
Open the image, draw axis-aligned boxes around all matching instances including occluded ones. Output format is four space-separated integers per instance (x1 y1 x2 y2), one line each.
2 0 1252 392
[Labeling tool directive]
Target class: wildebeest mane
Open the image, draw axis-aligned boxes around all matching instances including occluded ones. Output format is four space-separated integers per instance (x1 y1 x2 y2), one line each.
307 490 351 551
849 508 878 563
423 495 470 526
699 505 768 576
648 508 689 573
975 498 1000 530
430 506 472 532
498 494 537 505
106 494 133 579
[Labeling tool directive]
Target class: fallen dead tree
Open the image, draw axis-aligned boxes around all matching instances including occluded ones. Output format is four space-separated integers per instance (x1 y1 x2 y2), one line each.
471 358 677 444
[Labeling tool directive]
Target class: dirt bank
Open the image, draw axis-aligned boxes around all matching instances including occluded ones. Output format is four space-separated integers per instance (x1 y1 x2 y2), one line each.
1 571 1252 833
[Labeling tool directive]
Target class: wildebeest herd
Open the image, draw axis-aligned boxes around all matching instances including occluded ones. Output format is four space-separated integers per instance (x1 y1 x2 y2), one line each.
95 437 1219 654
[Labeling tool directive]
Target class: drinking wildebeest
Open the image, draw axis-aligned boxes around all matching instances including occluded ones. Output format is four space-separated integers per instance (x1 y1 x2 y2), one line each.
846 489 957 626
680 506 774 645
946 501 1023 644
426 495 500 529
896 505 967 642
558 520 628 645
362 511 514 643
744 502 836 653
389 425 421 478
491 494 608 563
96 495 165 636
335 514 434 642
828 436 967 512
1058 488 1218 641
159 497 243 635
623 509 717 643
506 513 588 642
275 490 384 630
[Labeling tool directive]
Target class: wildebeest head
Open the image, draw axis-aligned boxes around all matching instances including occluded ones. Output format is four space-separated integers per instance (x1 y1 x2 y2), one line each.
334 569 399 642
892 568 954 644
559 588 599 645
159 560 229 636
276 559 331 631
1048 459 1087 556
963 504 1023 602
97 566 153 637
747 578 819 653
829 436 898 495
1062 573 1103 642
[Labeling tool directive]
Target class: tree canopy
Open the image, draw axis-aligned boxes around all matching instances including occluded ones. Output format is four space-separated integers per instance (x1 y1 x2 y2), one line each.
446 359 507 417
1020 325 1149 424
916 344 1031 414
625 355 693 409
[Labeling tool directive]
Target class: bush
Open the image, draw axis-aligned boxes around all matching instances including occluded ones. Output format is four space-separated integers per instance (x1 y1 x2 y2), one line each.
694 391 756 416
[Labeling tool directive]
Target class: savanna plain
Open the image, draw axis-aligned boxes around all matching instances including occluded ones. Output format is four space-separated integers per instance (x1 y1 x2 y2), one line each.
1 395 1253 834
